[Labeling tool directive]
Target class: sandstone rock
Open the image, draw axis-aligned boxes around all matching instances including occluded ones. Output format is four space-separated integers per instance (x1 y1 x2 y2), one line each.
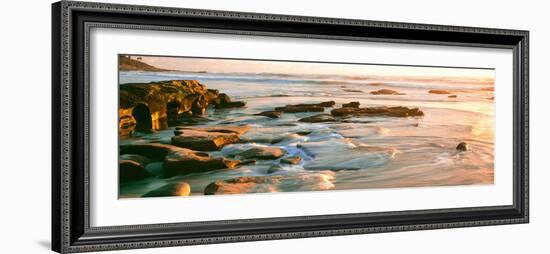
203 172 336 195
119 80 212 136
120 143 183 161
370 89 405 95
164 148 241 177
172 125 250 151
342 101 360 108
298 114 336 123
142 182 191 197
237 147 286 160
204 176 281 195
456 142 469 151
120 154 150 165
331 106 424 117
280 156 301 165
429 89 452 94
448 95 458 98
255 110 283 119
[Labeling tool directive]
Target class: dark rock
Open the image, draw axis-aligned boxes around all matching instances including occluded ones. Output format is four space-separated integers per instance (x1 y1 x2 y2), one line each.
331 106 424 117
255 110 283 119
238 147 286 160
429 89 452 94
213 93 246 109
142 182 191 197
448 95 458 98
296 130 313 136
119 159 151 183
368 82 385 86
280 156 301 165
342 101 360 108
275 105 325 113
370 89 405 95
120 143 183 161
343 89 364 93
298 114 336 123
164 148 241 177
267 165 283 174
456 142 469 151
274 101 335 113
120 154 150 165
239 159 257 166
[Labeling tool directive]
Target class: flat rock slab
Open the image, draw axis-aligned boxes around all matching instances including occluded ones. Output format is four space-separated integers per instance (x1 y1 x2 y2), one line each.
172 125 251 151
164 147 241 177
120 143 184 161
254 110 283 119
342 102 360 108
237 147 286 160
298 114 336 123
370 89 405 95
331 106 424 117
428 89 452 94
204 172 336 195
274 101 335 113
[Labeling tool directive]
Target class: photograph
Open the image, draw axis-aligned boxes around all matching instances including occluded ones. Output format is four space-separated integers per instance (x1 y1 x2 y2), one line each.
118 55 496 198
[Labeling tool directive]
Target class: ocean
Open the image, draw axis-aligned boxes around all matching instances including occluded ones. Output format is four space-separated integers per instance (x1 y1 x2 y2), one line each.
119 70 495 197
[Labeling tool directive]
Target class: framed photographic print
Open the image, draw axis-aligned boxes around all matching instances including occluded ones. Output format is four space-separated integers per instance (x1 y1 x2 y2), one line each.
51 1 529 253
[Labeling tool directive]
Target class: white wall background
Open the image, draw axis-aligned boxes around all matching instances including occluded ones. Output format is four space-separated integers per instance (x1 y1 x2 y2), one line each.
0 0 546 253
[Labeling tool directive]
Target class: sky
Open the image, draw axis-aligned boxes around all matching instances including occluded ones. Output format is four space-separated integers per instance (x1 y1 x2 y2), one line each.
132 55 494 80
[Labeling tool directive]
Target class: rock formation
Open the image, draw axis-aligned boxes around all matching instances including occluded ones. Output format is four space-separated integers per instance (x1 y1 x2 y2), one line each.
119 80 245 136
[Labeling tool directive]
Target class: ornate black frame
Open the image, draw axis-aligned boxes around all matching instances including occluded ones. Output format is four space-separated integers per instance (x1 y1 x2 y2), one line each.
51 1 529 253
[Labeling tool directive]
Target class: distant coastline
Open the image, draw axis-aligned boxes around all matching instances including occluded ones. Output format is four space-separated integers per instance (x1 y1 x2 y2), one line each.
119 55 171 72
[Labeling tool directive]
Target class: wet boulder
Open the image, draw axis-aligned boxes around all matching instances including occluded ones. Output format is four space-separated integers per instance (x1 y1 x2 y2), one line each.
280 156 302 165
142 182 191 197
204 176 281 195
456 142 469 151
213 93 246 109
119 159 151 183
